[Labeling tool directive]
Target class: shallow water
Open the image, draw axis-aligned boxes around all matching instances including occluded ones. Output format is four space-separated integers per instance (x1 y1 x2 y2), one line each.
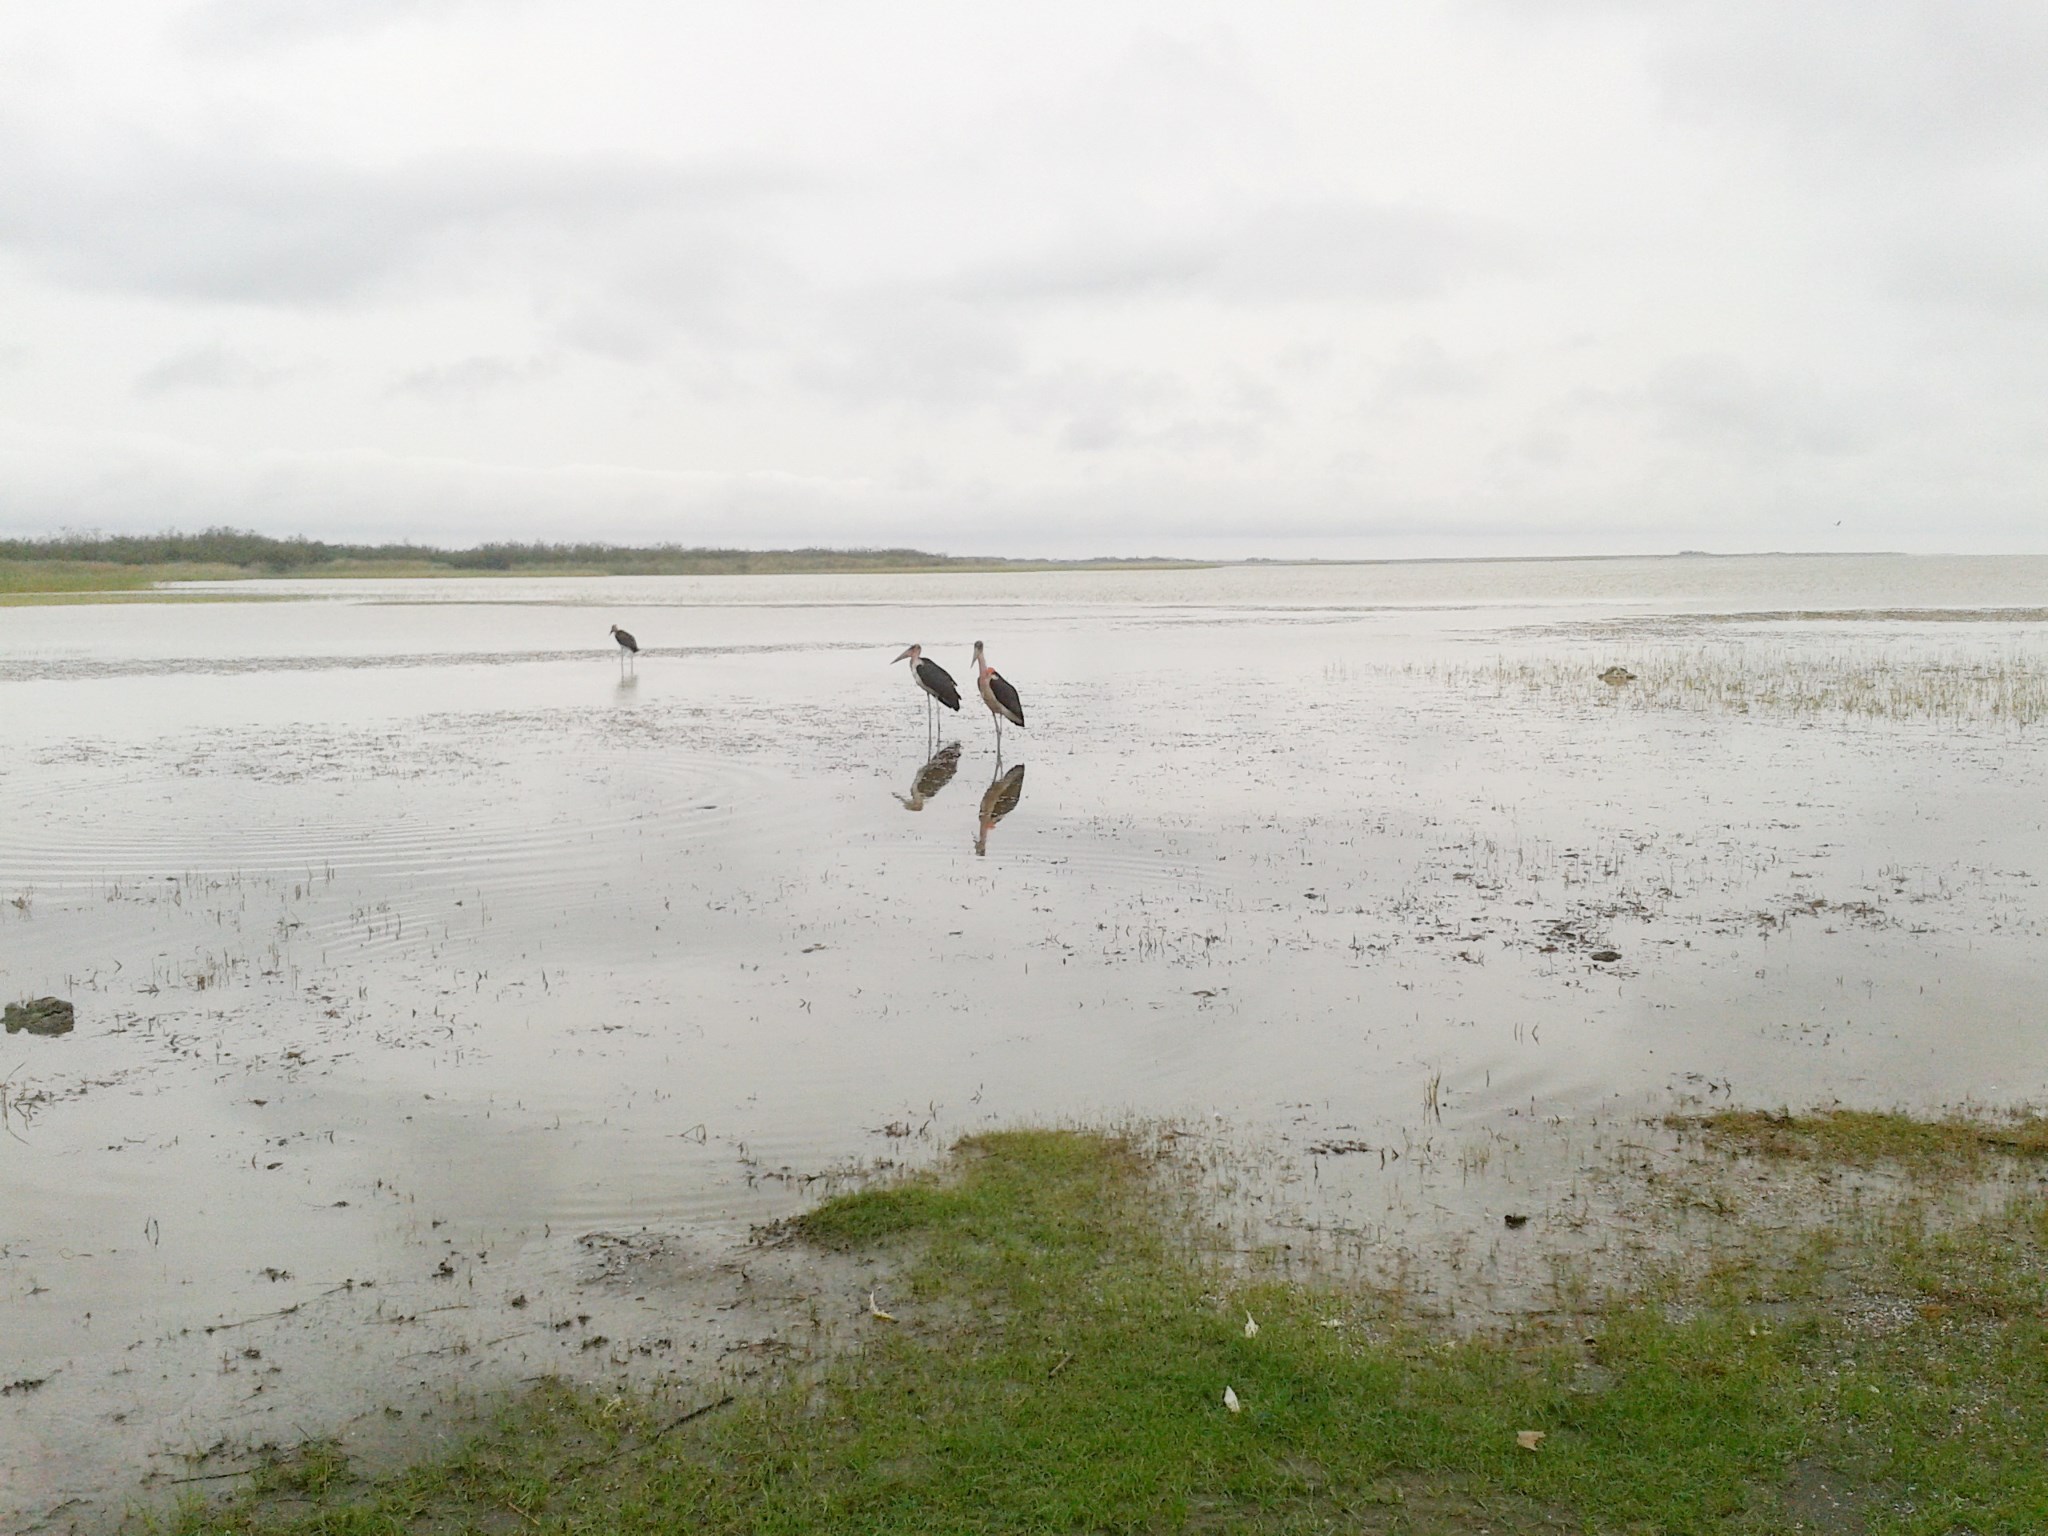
6 555 2048 1526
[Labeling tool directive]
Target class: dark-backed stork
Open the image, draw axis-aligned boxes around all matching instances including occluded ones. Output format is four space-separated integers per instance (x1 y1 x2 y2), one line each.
609 624 639 670
971 641 1025 754
893 645 961 735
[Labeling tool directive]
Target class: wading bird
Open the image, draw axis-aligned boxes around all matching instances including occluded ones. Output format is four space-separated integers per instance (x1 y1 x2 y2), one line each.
609 624 639 670
893 645 961 735
971 641 1025 755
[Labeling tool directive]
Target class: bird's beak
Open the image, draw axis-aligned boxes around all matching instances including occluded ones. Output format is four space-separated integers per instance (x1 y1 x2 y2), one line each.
892 647 916 664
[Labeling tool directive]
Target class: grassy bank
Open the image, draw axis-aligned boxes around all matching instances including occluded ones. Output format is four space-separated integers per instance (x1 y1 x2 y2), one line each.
0 559 254 602
164 1118 2048 1534
0 531 1203 594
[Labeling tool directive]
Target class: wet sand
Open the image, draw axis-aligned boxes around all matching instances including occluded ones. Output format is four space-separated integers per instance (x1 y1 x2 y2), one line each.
6 555 2048 1528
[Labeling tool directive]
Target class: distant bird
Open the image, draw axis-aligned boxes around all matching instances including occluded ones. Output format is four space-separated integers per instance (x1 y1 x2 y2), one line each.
975 762 1026 856
1599 665 1636 686
609 624 639 669
971 641 1025 754
893 645 961 733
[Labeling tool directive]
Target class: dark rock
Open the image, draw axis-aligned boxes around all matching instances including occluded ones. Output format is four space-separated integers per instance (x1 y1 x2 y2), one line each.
1589 950 1622 963
4 997 74 1036
1504 1213 1530 1229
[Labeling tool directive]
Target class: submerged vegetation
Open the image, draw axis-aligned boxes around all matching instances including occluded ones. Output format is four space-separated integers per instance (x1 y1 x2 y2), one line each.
1679 1106 2048 1168
1439 646 2048 727
0 529 1194 592
167 1117 2048 1535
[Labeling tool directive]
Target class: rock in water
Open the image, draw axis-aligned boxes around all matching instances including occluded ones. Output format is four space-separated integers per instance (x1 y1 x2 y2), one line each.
4 997 74 1036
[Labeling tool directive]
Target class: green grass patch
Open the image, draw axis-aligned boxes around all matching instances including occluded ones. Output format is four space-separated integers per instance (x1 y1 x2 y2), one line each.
0 560 254 600
1678 1107 2048 1167
162 1125 2048 1535
0 530 1207 582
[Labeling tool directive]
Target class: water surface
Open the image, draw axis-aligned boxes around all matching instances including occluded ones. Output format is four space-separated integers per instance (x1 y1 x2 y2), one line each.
6 554 2048 1527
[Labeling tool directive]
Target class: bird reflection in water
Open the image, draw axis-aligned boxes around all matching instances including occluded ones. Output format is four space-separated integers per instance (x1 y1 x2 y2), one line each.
895 741 962 810
974 762 1026 856
613 671 640 700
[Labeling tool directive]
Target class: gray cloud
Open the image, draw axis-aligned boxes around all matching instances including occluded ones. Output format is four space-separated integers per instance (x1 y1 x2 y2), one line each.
795 295 1025 409
1491 0 2048 159
1648 2 2048 161
176 0 496 51
1634 356 1896 459
962 202 1505 307
1878 204 2048 318
1372 337 1488 409
389 354 562 400
0 131 799 308
2 4 2044 556
132 342 299 396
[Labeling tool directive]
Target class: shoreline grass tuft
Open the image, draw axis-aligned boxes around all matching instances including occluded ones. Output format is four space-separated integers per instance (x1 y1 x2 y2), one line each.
1678 1106 2048 1166
163 1121 2048 1534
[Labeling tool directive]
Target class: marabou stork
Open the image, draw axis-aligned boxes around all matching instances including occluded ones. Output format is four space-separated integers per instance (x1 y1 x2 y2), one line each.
609 624 639 670
893 645 961 736
975 762 1026 856
971 641 1025 754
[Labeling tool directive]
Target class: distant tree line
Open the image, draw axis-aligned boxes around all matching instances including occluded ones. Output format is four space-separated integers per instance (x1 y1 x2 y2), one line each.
0 528 1179 574
1 529 428 569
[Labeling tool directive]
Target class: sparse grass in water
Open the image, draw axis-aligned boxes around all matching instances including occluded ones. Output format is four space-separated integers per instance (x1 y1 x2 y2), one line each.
1678 1106 2048 1168
1436 645 2048 727
164 1122 2048 1535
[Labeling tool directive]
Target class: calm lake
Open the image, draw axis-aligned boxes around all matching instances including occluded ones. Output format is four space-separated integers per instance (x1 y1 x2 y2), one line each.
7 553 2048 1526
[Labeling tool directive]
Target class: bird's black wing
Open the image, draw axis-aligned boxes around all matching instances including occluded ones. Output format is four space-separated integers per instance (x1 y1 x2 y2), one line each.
917 657 962 710
616 629 638 652
990 671 1024 727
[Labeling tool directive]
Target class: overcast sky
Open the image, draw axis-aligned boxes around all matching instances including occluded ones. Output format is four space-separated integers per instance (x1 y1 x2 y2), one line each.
2 2 2044 558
